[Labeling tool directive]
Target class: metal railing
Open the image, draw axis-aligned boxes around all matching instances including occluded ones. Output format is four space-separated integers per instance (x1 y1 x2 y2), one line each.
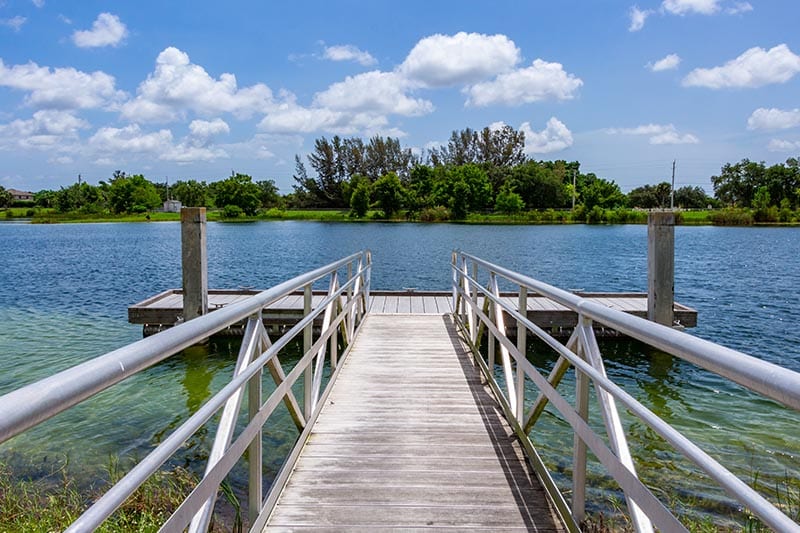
451 251 800 533
0 250 371 532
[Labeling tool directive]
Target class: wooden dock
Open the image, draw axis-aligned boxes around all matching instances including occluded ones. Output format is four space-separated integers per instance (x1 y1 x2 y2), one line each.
129 289 696 336
263 313 567 531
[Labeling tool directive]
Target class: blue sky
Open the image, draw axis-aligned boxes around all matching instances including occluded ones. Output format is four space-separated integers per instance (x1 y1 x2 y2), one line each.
1 0 798 193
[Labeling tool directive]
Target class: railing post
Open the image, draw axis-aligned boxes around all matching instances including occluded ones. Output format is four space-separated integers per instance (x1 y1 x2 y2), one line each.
516 286 527 423
573 336 590 523
303 283 313 419
248 353 262 525
470 261 479 344
451 251 458 312
648 211 675 326
181 207 207 321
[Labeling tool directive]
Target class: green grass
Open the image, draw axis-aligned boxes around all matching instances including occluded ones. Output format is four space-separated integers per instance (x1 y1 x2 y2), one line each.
0 456 233 532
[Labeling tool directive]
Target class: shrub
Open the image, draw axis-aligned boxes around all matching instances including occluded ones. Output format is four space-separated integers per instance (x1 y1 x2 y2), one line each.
586 205 605 224
709 208 753 226
419 206 451 222
222 204 243 218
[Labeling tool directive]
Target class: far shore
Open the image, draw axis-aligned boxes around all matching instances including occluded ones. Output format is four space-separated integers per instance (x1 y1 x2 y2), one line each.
2 206 799 227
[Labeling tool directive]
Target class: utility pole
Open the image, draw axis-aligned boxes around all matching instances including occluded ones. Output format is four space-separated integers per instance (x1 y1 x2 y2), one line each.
670 160 676 210
572 169 577 210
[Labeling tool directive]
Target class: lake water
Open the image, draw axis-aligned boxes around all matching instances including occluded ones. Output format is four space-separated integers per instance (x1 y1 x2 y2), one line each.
1 221 798 525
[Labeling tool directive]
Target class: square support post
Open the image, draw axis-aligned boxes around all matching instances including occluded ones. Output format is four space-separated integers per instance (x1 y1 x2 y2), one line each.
647 211 674 326
181 207 207 322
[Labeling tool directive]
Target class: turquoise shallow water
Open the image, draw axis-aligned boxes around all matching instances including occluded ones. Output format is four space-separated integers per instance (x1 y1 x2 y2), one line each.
0 221 798 524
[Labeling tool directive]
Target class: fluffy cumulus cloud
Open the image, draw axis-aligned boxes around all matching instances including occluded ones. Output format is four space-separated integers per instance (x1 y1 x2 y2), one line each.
648 53 681 72
0 16 27 32
683 44 800 89
265 32 579 137
748 108 800 131
606 123 699 144
313 71 432 116
72 13 128 48
121 47 276 122
0 58 126 110
399 32 520 87
726 2 753 14
768 139 800 152
0 110 88 150
464 59 583 107
88 123 228 164
629 6 652 31
323 44 376 66
520 117 573 154
189 118 230 139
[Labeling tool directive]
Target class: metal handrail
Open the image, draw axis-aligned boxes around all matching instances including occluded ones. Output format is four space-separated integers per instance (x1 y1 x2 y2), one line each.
451 251 800 533
0 250 372 531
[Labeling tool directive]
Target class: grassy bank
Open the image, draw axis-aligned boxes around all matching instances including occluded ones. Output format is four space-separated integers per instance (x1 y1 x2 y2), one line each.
4 206 800 226
0 455 236 532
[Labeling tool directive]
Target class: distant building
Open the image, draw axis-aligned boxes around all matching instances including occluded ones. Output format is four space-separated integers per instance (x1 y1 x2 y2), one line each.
8 189 34 202
163 199 182 212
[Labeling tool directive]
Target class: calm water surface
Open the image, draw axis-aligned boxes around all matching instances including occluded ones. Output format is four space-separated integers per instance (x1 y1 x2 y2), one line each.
0 221 798 524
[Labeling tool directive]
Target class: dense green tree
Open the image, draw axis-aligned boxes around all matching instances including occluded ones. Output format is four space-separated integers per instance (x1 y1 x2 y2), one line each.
494 184 525 214
429 125 526 168
673 186 712 208
450 180 470 220
33 189 56 208
581 177 626 210
372 172 405 217
172 180 208 207
627 182 671 209
349 180 371 218
256 179 281 208
54 181 106 213
214 173 261 216
0 186 11 208
510 161 568 209
107 173 161 213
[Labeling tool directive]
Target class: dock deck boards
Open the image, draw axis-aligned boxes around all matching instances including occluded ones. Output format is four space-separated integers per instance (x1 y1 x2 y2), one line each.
129 290 697 334
263 314 566 532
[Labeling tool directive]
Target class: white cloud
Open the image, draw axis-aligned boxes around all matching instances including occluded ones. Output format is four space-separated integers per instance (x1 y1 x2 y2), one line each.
323 44 376 66
726 2 753 14
72 13 128 48
520 117 573 154
662 0 720 15
683 44 800 89
0 110 88 150
606 123 699 144
313 70 432 116
89 124 173 154
31 0 44 7
649 53 681 72
121 47 276 122
768 139 800 152
259 105 346 134
464 59 583 107
747 108 800 131
188 118 230 139
629 6 651 31
0 58 126 110
88 123 229 164
399 32 520 87
1 16 26 32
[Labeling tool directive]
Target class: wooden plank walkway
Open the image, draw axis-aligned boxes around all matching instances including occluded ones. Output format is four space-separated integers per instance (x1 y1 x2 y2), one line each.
263 314 566 532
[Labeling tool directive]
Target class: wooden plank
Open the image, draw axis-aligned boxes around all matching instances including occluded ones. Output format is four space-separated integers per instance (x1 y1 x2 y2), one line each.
410 295 425 313
397 295 412 313
263 314 565 531
370 295 386 313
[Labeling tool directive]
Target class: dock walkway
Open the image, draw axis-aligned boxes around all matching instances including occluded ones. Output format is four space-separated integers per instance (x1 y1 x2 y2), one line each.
263 313 566 531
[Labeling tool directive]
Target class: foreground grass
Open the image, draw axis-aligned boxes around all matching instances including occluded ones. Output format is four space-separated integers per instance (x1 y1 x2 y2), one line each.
0 457 234 532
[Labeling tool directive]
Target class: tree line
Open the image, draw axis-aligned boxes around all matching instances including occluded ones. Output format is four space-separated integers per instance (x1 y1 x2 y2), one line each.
4 124 798 221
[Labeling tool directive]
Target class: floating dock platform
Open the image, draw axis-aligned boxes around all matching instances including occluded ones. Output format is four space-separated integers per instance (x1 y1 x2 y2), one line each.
129 289 697 337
